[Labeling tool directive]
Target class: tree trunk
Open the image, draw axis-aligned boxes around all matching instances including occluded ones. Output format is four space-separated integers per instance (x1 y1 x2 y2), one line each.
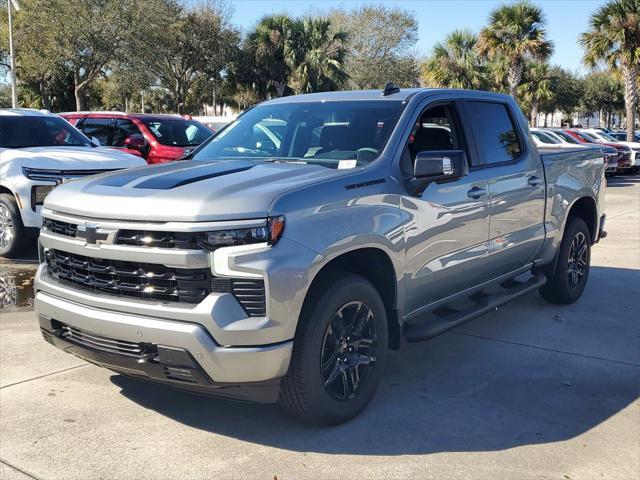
507 61 523 99
622 63 638 141
275 81 286 98
38 81 51 111
74 71 87 111
530 101 539 127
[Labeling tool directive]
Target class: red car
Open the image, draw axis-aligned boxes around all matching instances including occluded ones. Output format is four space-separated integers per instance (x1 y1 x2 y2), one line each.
564 129 632 171
61 112 213 164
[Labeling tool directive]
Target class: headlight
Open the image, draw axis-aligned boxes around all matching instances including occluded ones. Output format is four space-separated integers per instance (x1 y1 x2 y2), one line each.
30 185 55 211
197 216 285 250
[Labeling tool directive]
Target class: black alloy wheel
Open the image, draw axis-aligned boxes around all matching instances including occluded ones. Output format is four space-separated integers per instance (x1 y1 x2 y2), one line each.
320 301 378 401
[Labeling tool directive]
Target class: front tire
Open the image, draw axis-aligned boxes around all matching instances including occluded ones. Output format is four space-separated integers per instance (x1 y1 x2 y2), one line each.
0 193 29 258
539 216 591 304
279 272 388 424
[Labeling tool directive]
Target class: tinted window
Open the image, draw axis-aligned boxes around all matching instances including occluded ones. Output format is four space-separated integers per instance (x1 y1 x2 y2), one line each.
0 116 92 148
466 102 522 165
81 118 113 146
113 119 142 147
194 101 406 169
143 118 211 147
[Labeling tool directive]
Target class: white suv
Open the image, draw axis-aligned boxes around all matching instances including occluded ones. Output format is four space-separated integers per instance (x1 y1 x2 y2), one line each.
0 109 146 257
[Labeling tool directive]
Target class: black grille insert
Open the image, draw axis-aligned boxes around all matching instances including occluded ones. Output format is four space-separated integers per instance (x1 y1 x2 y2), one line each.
211 277 266 317
42 218 78 238
116 230 199 249
45 249 211 303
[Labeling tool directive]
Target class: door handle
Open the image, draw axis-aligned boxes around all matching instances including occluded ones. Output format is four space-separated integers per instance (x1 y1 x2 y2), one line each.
528 176 541 187
467 187 486 199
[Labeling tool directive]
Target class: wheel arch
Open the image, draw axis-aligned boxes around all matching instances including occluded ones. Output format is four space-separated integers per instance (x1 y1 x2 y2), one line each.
566 195 597 244
303 247 402 350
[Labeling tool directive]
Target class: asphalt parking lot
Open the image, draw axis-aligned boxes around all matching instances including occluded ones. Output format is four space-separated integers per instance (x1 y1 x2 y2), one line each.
0 176 639 480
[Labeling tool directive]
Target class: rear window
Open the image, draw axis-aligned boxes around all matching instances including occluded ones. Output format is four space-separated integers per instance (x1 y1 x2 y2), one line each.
142 118 212 147
0 116 92 148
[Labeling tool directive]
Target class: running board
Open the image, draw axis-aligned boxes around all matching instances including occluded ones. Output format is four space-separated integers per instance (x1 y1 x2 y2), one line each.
404 273 547 343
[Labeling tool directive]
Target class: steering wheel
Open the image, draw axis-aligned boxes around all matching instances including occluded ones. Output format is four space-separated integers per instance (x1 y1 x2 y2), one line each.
356 148 378 163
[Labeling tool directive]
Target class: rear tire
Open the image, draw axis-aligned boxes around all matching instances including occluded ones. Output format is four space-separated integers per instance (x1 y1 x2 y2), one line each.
539 216 591 304
279 272 388 425
0 193 30 258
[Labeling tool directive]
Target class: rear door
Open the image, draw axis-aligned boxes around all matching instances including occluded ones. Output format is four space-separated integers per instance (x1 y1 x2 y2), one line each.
462 100 546 277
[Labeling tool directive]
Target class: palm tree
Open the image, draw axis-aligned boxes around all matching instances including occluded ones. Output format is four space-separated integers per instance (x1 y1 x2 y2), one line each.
477 0 554 98
518 61 554 126
580 0 640 141
292 18 349 93
421 29 486 89
248 15 297 97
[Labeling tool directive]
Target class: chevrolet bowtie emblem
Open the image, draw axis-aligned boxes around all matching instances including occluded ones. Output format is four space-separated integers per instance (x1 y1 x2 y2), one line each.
76 223 113 245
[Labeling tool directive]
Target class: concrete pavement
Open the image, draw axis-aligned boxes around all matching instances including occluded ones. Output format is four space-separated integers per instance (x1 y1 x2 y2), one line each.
0 176 638 480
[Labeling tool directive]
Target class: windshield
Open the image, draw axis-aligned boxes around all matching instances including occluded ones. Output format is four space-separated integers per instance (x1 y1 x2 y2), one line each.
552 130 580 144
0 115 92 148
594 131 617 142
532 131 558 144
576 131 599 142
142 118 212 147
193 100 406 168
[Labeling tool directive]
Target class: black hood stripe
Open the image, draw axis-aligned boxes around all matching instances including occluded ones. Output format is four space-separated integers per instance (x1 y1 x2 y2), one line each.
94 161 255 189
135 166 254 189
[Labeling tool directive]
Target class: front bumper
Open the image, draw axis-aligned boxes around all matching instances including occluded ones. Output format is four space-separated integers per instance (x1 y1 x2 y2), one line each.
35 289 292 402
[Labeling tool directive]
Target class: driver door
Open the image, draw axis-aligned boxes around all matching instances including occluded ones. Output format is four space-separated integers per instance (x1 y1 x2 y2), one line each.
400 101 492 315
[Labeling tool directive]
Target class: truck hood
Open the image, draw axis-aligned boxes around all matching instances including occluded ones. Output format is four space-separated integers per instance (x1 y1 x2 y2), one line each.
44 159 352 222
5 146 145 170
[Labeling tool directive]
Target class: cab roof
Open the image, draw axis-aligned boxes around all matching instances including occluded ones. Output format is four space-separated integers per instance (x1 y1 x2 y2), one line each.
259 87 513 105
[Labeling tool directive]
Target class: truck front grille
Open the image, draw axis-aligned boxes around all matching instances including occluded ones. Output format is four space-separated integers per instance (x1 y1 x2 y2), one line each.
44 248 267 315
45 249 211 303
42 218 201 249
22 167 118 183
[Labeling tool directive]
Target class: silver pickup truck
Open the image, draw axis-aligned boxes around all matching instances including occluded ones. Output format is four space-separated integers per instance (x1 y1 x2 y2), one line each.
34 87 606 424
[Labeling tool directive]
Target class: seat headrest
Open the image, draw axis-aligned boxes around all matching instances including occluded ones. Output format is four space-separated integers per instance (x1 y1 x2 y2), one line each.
411 126 452 153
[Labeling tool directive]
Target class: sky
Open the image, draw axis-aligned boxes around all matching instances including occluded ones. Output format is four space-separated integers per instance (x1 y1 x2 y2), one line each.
229 0 606 73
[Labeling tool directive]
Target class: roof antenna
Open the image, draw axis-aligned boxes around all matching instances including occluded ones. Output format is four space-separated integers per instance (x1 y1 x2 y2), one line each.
382 82 400 96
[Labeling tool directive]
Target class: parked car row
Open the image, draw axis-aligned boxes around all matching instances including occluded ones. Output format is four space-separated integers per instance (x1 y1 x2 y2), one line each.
62 111 214 164
530 126 640 176
0 109 218 257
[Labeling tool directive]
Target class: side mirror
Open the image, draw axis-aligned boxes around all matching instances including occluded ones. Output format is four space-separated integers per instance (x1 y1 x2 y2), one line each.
407 150 469 196
124 134 147 152
90 136 101 147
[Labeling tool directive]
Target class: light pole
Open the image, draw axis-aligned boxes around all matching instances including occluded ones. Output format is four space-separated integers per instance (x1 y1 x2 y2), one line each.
7 0 20 108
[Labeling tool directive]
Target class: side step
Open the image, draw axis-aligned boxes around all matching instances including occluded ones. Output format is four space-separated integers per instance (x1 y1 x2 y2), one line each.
404 273 547 343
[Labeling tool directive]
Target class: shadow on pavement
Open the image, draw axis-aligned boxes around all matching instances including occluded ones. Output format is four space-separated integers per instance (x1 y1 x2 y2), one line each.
112 265 640 455
607 174 640 187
